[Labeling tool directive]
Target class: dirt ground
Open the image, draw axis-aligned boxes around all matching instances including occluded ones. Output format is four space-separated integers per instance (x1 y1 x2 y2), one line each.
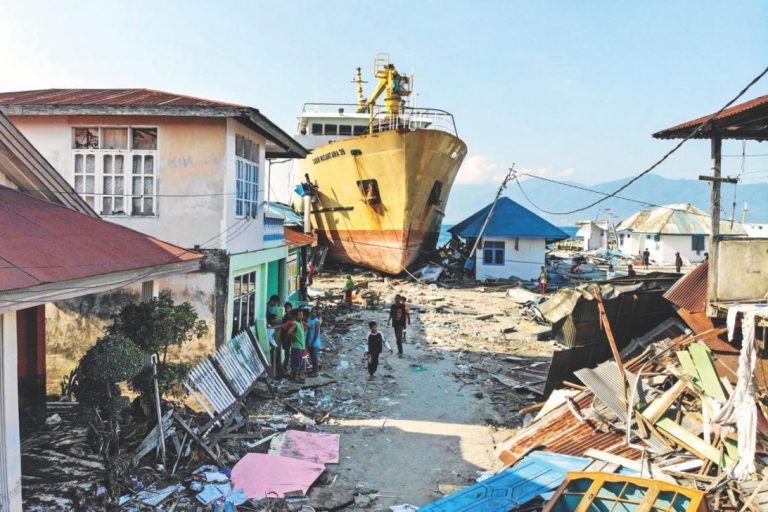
299 273 554 509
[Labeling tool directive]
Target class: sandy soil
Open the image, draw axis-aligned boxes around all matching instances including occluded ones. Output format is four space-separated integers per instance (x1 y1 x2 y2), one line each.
299 273 554 510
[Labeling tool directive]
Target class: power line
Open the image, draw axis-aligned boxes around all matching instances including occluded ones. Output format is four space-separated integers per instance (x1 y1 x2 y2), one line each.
514 64 768 216
512 171 743 222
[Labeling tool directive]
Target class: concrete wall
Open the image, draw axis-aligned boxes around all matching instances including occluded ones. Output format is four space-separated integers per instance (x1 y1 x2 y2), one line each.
8 115 232 251
716 238 768 301
225 118 269 255
475 236 545 281
0 311 22 512
45 271 217 394
620 232 707 265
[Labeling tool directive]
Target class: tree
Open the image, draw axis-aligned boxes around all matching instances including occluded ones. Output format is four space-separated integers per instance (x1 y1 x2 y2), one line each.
110 291 208 402
110 291 208 362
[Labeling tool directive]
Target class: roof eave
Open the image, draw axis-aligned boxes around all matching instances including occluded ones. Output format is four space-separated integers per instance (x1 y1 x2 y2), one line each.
0 104 309 159
0 112 96 216
0 258 201 314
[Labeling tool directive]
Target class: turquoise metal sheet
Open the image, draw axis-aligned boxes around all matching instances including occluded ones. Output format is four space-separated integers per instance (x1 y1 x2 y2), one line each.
418 451 591 512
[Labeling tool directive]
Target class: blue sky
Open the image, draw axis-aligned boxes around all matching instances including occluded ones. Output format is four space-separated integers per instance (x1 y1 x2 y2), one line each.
0 0 766 222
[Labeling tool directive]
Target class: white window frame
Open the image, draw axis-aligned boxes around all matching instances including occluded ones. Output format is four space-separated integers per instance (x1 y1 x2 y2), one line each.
235 158 259 219
71 126 158 217
232 270 258 336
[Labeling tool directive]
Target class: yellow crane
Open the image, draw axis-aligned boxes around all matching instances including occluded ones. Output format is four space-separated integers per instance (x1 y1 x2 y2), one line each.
355 53 411 133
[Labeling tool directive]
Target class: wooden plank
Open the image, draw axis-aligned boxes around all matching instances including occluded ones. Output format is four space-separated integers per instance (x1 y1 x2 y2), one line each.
583 449 677 483
676 350 701 388
173 412 221 465
656 417 721 465
688 342 726 401
639 379 687 425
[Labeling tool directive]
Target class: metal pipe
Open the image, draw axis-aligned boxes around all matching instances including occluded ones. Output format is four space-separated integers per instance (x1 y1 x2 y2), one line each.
151 354 167 472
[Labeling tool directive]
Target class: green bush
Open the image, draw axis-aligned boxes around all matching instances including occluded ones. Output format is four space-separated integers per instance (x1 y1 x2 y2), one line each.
79 333 144 383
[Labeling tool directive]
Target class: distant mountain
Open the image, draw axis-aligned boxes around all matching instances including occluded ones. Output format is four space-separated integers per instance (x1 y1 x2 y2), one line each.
445 174 768 226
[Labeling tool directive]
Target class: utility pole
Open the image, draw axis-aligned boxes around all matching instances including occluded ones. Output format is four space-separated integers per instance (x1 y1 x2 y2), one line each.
698 137 737 313
464 164 516 273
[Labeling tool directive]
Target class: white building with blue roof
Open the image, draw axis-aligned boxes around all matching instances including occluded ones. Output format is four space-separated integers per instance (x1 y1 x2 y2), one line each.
449 197 568 281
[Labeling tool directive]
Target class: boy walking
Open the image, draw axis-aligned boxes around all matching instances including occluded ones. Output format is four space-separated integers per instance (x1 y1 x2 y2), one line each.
365 321 392 378
387 295 410 357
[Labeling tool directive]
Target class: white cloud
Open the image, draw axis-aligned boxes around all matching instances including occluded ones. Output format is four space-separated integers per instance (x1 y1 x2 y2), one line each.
455 155 577 185
455 155 508 185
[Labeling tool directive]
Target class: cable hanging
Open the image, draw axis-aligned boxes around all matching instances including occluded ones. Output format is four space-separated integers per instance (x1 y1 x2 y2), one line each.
514 64 768 216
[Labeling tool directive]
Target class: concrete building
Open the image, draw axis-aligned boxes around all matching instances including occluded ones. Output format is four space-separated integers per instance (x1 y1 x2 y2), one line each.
0 112 202 510
616 203 745 265
574 220 608 251
449 197 568 281
0 89 307 382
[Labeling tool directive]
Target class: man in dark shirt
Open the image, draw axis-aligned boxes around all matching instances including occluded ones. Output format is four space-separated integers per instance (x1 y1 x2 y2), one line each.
387 295 409 357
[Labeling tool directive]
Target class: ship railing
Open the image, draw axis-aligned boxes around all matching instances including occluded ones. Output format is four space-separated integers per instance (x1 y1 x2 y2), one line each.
300 103 459 137
370 107 458 137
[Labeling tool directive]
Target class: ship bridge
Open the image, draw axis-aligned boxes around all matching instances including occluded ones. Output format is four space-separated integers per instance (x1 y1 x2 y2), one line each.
295 103 458 150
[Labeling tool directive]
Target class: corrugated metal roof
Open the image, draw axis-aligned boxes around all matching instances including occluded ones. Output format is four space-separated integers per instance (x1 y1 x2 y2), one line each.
664 262 708 313
0 88 243 107
616 203 746 235
448 197 569 240
285 228 316 248
268 202 304 226
654 94 768 140
0 187 201 292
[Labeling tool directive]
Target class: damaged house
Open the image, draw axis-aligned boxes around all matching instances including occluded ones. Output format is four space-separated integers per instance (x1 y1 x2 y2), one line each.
449 197 568 281
0 89 308 388
0 112 203 511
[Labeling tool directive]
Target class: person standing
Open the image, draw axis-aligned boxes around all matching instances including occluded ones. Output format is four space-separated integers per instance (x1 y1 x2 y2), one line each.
387 295 408 357
307 307 323 376
344 275 355 306
288 309 306 383
538 266 549 295
675 252 683 273
642 248 650 270
627 263 637 277
280 302 294 374
266 295 281 377
365 321 392 379
606 263 616 280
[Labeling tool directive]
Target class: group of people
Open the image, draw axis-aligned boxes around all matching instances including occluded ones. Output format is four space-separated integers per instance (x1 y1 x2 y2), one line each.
266 295 323 383
266 289 413 382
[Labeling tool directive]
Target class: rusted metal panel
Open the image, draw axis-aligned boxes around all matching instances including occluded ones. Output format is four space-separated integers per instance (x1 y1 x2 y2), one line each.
665 263 708 313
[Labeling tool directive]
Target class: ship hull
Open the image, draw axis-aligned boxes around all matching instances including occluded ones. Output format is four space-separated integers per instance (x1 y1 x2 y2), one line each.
297 129 467 274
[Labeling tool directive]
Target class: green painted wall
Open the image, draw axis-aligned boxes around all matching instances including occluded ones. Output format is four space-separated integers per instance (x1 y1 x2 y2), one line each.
227 245 287 354
267 260 280 301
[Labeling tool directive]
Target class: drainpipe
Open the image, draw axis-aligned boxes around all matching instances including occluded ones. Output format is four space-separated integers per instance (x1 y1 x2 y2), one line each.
303 195 312 235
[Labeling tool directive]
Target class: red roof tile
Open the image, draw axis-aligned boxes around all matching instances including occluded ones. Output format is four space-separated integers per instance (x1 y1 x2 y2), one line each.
0 88 243 108
0 187 201 292
653 94 768 139
285 228 317 248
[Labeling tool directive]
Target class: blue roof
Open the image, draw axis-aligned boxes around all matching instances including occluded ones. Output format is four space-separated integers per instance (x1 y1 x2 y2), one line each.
448 197 569 240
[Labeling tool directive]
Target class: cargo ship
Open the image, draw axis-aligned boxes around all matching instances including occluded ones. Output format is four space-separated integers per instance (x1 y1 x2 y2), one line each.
292 54 467 274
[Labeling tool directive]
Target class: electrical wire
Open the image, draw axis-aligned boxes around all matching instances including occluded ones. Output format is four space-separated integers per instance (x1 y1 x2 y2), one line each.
513 171 738 221
513 64 768 216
